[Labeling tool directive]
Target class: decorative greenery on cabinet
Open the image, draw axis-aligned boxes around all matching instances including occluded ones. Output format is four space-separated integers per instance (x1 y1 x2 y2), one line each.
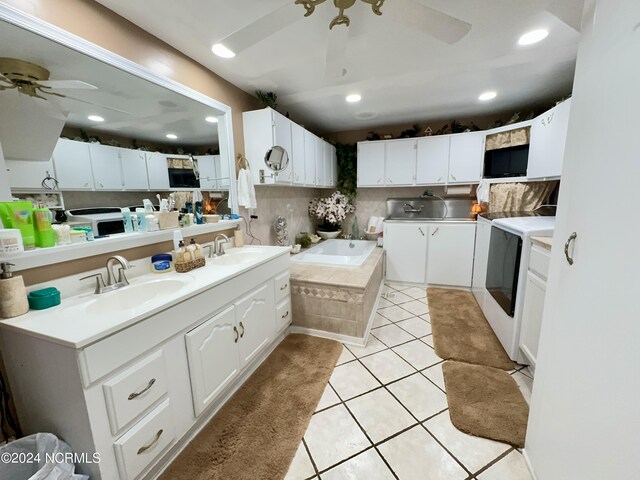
336 143 357 202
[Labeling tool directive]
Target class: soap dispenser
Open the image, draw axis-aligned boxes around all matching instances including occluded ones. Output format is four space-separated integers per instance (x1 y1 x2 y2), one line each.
0 262 29 318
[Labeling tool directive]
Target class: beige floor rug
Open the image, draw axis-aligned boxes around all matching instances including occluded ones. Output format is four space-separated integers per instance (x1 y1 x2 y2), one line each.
427 288 515 370
442 361 529 447
160 333 342 480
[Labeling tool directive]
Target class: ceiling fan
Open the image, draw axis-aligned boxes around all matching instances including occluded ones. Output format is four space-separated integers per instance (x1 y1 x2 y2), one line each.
0 58 98 101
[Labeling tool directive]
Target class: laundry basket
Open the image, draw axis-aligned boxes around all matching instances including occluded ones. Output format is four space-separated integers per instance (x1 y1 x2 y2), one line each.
0 433 89 480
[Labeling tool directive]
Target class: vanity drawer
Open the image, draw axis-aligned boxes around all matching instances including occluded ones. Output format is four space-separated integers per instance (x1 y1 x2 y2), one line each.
529 244 551 281
276 297 292 332
275 271 290 304
103 350 168 435
114 399 175 480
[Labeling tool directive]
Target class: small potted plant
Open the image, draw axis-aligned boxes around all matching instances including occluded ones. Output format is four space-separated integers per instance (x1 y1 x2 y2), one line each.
308 191 355 239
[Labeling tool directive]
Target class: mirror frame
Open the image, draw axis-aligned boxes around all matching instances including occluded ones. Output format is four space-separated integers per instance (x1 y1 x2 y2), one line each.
0 4 238 214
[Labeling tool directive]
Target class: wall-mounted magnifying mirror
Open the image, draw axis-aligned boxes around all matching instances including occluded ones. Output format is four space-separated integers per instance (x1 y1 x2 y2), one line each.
264 146 290 172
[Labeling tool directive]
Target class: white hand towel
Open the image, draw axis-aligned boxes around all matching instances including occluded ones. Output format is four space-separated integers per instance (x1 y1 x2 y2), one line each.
237 168 257 209
476 179 490 204
192 189 203 203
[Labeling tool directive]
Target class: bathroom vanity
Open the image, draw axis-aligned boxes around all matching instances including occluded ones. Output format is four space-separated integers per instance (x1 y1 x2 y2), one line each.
0 246 291 479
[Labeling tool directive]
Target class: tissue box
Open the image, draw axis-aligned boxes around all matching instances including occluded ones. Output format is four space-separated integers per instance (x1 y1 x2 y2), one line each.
154 212 179 230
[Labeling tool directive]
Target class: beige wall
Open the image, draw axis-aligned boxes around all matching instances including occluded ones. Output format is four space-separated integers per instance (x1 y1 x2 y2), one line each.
1 0 260 155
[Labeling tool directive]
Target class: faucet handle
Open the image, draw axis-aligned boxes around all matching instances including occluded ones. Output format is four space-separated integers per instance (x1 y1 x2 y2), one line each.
80 273 106 294
203 244 215 258
115 267 130 286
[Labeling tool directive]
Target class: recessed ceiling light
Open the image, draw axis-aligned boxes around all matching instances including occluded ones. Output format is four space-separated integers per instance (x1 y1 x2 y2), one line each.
205 116 219 123
166 133 178 140
518 29 549 46
479 91 497 101
88 115 104 122
212 43 236 58
346 94 362 103
353 112 378 120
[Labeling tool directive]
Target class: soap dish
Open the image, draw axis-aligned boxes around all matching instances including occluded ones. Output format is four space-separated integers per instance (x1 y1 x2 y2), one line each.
28 287 61 310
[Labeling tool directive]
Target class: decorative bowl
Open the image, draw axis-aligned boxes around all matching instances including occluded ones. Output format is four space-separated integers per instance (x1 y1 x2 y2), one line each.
316 230 341 240
364 232 380 241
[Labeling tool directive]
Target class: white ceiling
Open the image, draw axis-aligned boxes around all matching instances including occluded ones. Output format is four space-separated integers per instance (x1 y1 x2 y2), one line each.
0 19 222 146
95 0 583 132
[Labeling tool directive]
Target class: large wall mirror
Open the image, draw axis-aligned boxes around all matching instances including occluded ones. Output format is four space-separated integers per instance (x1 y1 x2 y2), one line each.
0 8 238 214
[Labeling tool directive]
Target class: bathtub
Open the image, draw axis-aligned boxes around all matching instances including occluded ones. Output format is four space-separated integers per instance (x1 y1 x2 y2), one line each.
291 239 377 267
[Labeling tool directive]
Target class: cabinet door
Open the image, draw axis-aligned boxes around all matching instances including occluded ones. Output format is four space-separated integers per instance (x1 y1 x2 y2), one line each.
330 144 338 187
145 152 170 190
315 139 326 186
304 130 316 185
291 123 305 185
194 155 217 190
427 223 476 287
416 136 450 184
185 305 240 416
120 148 149 190
527 99 571 179
272 111 293 184
357 141 385 186
385 139 416 185
217 155 230 191
519 271 546 368
448 132 484 183
6 159 55 189
324 142 333 187
235 282 276 366
384 222 428 284
89 144 124 190
51 139 94 190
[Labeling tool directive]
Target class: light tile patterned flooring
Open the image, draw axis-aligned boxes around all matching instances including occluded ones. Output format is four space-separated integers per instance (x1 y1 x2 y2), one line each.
286 283 534 480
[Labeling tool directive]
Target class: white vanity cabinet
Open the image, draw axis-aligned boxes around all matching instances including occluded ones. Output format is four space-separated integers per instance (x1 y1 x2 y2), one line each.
51 138 94 189
0 251 290 480
384 222 428 284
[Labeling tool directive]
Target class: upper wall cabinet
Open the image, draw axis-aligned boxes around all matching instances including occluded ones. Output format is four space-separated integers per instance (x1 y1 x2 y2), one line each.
88 144 125 190
145 152 170 190
6 159 56 190
120 148 149 190
386 139 416 185
448 131 484 184
527 99 572 179
52 138 94 190
243 107 336 188
357 141 386 186
416 136 450 184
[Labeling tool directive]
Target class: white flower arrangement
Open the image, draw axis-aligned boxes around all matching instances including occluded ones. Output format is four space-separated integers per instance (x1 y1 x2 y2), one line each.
308 191 356 231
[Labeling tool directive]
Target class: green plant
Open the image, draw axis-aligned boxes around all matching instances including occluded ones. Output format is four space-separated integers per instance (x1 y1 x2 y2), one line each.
255 90 278 110
335 143 357 203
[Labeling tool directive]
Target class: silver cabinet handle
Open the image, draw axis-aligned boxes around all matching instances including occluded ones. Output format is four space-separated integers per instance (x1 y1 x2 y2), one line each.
431 227 439 236
418 227 425 236
233 326 239 343
450 175 457 181
377 178 382 183
128 378 156 400
282 310 289 319
239 321 245 338
437 177 442 182
137 429 163 455
388 178 393 183
280 283 288 291
564 232 577 265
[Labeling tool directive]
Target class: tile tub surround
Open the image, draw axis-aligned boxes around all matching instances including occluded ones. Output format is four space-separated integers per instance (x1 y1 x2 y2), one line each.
290 248 384 343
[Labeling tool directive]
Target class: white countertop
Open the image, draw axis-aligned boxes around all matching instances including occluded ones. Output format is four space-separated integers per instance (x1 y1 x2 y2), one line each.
0 245 289 349
0 220 241 271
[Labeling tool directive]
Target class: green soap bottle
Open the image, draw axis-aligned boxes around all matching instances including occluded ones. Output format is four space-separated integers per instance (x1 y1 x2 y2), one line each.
33 208 56 248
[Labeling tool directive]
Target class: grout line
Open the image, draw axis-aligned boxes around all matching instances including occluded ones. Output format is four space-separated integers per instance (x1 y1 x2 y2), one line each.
418 416 473 477
471 447 515 478
302 437 320 478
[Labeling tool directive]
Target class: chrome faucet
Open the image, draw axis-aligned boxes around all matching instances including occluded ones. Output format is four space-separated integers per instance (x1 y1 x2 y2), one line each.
214 234 230 256
80 255 132 294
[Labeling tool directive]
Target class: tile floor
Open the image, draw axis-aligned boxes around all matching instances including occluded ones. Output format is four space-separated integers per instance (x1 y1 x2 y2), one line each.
286 282 535 480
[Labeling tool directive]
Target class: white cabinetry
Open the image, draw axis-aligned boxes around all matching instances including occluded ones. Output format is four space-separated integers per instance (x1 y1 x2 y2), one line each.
416 136 450 184
384 221 476 287
5 159 55 189
51 138 94 189
357 141 385 186
384 222 428 284
89 144 124 190
472 217 492 307
195 154 229 191
303 130 316 186
235 283 275 365
120 149 149 190
386 139 416 185
448 131 484 184
145 152 170 190
291 123 305 185
315 138 326 186
426 223 476 287
527 99 572 179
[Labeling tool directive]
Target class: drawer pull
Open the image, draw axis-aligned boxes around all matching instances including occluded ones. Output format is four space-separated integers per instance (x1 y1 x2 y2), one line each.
281 310 289 319
233 326 239 343
239 321 245 338
431 227 439 236
418 227 425 236
137 429 163 455
280 283 288 291
128 378 156 400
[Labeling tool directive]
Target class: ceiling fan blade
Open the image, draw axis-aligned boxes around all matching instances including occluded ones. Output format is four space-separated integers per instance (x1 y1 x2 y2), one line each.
37 80 98 90
62 94 132 115
386 0 472 44
325 26 349 80
217 1 300 54
546 0 585 31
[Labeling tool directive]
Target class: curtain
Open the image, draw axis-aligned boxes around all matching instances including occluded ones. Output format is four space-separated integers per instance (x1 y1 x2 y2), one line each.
488 181 558 212
485 127 530 151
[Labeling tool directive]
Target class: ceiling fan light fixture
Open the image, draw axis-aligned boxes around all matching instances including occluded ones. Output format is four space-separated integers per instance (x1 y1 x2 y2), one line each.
518 29 549 46
205 116 218 123
88 115 104 122
212 43 236 58
166 133 178 140
478 91 497 102
346 94 362 103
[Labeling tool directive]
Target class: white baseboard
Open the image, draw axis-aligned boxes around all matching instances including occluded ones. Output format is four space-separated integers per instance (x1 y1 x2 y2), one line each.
521 448 538 480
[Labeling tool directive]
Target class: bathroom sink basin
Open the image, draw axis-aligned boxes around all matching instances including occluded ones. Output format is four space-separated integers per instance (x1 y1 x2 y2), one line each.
207 249 264 266
84 276 192 314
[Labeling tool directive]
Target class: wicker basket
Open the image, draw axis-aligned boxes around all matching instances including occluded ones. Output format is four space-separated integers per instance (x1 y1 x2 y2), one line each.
174 257 205 273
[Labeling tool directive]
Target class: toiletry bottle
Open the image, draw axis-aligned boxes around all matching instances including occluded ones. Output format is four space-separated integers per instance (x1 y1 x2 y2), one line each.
175 240 186 263
173 230 184 251
234 228 245 247
351 217 360 240
121 207 133 233
190 238 203 259
136 208 147 232
0 262 29 318
186 238 197 261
